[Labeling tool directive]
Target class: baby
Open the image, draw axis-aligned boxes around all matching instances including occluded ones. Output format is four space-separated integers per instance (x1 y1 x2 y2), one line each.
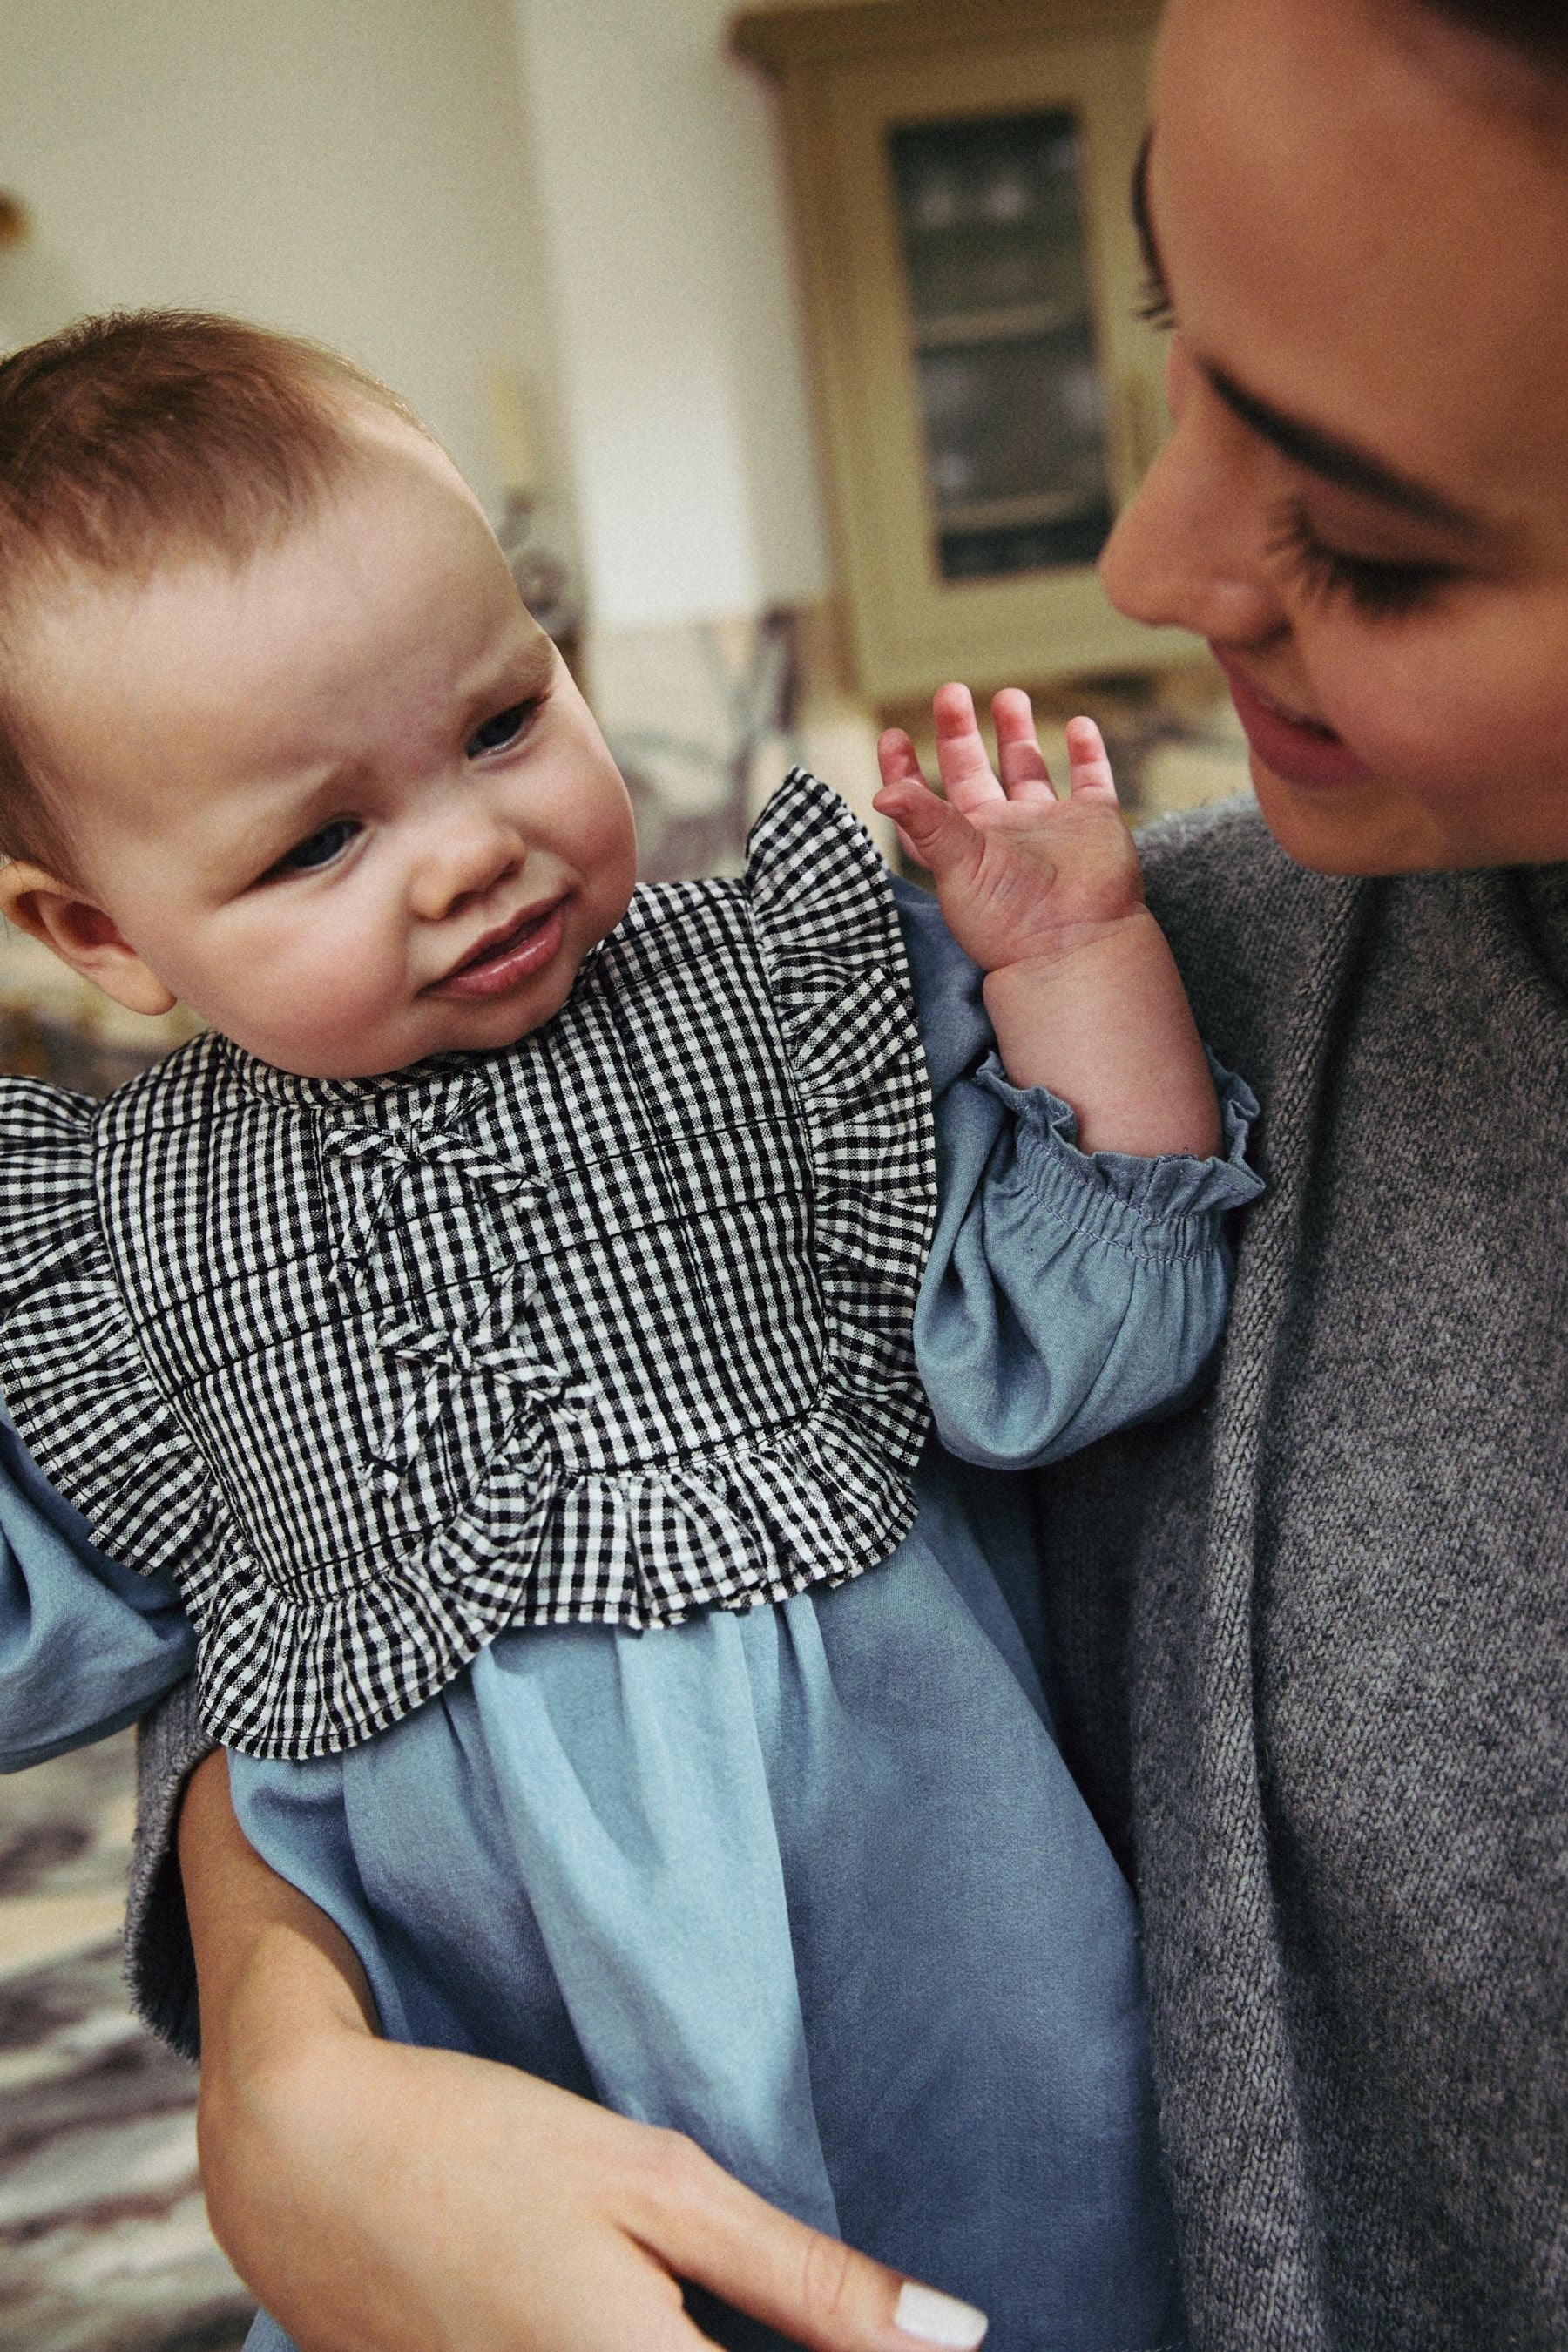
0 313 1258 2352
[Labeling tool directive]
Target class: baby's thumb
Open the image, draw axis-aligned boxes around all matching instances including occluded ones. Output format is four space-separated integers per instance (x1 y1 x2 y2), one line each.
663 2152 987 2351
871 780 983 889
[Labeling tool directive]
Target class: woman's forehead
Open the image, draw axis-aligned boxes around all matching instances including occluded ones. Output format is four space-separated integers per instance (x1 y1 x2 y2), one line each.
1152 0 1568 523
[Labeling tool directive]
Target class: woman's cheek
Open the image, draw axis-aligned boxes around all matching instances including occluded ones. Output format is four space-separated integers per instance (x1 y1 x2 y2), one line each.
1315 629 1484 794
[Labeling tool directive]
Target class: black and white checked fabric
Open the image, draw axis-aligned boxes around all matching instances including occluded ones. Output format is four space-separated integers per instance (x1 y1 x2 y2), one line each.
0 774 938 1758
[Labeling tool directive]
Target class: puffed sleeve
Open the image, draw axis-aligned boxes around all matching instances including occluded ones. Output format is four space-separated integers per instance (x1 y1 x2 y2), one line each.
894 879 1264 1470
0 1407 195 1772
0 1079 230 1609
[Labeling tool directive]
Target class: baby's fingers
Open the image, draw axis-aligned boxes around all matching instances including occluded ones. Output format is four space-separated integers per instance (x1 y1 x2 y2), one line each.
1064 716 1119 805
876 727 928 797
933 684 1005 814
991 690 1058 807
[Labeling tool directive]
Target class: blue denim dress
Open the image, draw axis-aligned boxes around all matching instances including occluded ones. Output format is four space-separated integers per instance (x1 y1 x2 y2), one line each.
0 891 1259 2352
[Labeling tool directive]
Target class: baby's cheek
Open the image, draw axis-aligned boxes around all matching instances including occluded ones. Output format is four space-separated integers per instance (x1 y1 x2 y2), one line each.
240 937 398 1074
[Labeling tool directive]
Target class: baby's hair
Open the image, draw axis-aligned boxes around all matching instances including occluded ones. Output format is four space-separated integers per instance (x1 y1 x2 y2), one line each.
0 309 436 875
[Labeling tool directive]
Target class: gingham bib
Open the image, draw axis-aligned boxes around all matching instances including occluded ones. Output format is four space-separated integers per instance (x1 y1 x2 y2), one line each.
0 774 937 1758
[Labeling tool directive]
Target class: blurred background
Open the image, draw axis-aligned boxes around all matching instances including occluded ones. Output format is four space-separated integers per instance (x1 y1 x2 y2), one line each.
0 3 1251 2344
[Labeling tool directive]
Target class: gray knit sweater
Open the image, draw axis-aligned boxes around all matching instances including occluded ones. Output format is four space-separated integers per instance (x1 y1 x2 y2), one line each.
1040 806 1567 2350
126 802 1567 2351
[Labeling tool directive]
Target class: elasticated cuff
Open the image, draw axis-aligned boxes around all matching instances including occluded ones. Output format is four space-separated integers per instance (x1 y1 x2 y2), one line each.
970 1051 1263 1259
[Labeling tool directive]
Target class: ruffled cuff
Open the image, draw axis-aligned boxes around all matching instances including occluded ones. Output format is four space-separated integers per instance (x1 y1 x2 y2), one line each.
970 1048 1262 1255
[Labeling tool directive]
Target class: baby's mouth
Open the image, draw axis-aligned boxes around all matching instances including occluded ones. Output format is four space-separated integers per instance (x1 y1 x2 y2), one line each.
430 896 569 997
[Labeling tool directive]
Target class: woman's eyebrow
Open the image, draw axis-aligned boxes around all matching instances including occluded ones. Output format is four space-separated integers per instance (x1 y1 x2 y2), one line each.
1130 132 1491 542
1132 132 1166 296
1203 366 1490 537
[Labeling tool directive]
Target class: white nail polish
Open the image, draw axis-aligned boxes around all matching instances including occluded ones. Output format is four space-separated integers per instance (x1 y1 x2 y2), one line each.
893 2281 989 2348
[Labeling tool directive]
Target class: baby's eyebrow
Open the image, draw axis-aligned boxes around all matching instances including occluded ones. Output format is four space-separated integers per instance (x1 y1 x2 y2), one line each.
503 630 556 695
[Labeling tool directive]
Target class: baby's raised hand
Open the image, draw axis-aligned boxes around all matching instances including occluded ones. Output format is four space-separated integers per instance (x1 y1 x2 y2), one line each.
876 681 1220 1157
874 684 1144 979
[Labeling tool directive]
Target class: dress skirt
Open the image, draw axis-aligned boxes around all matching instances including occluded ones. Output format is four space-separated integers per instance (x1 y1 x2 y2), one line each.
232 1445 1184 2352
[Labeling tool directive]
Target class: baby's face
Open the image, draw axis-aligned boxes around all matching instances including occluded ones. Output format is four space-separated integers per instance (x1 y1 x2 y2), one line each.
18 424 638 1075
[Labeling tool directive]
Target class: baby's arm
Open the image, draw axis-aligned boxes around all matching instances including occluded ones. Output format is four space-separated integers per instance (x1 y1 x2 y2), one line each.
876 685 1220 1159
0 1407 195 1772
885 707 1263 1471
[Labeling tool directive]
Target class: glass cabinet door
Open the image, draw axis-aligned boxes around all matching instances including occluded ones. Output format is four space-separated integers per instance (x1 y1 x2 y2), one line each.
889 110 1114 584
733 4 1191 701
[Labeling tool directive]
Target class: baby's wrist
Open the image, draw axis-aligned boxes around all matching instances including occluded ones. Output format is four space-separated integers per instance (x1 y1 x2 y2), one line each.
981 904 1163 1003
979 909 1220 1155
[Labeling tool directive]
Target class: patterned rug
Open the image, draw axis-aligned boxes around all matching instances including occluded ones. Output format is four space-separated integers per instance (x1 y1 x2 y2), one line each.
0 1733 255 2352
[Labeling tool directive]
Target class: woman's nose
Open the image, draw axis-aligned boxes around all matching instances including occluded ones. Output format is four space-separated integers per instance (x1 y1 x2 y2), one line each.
409 805 524 923
1099 391 1287 652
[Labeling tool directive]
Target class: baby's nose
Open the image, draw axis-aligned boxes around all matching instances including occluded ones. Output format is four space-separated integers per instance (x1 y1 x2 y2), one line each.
412 809 524 923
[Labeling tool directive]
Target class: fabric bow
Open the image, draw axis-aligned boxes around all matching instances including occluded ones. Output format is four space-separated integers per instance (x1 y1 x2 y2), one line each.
323 1109 548 1294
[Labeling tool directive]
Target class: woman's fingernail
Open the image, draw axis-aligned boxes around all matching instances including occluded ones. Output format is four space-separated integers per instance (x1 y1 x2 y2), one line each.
893 2281 988 2348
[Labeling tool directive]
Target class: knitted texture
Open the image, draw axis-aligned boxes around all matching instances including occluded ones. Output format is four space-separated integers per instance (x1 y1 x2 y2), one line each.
1042 805 1568 2350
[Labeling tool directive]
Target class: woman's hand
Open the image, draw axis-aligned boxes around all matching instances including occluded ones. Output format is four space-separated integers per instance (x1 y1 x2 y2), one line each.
181 1755 988 2352
204 2024 990 2352
876 684 1220 1158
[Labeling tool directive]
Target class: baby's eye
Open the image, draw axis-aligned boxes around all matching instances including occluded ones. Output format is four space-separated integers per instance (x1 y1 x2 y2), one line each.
264 818 362 881
466 700 537 759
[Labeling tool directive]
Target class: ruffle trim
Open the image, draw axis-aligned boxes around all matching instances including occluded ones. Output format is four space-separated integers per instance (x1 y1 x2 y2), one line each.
200 1408 922 1756
0 772 939 1759
971 1049 1262 1253
0 1079 233 1625
746 766 937 1448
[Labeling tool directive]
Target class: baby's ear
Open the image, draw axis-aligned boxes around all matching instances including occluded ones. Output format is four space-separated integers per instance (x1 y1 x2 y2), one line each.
0 861 177 1017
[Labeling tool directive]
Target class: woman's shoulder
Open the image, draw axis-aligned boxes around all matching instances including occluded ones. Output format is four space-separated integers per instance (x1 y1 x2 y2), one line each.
1137 796 1337 954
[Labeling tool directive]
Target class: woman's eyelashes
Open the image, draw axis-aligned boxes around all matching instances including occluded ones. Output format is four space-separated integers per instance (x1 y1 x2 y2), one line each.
262 816 363 882
1267 502 1457 618
465 699 538 760
1135 272 1175 331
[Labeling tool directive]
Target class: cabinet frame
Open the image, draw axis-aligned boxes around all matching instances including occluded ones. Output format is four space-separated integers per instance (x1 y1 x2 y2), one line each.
734 0 1196 701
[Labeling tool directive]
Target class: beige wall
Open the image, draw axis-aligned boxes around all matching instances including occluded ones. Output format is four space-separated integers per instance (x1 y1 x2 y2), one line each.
0 0 571 539
0 0 851 631
509 0 833 627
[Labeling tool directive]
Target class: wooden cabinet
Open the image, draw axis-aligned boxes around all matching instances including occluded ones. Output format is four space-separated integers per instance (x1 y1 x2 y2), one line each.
733 0 1193 703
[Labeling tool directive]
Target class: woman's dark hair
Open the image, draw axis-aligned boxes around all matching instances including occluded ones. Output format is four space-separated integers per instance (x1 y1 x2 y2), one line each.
1418 0 1568 69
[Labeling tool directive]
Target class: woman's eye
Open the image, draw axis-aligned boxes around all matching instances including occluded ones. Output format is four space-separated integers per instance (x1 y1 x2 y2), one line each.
1268 504 1456 619
466 700 536 759
264 818 362 881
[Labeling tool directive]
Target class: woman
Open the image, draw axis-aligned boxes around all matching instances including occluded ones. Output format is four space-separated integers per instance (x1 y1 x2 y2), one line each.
84 0 1568 2343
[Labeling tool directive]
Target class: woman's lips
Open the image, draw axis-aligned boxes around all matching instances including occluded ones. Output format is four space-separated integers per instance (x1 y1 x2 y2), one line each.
429 898 569 1000
1214 655 1375 791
